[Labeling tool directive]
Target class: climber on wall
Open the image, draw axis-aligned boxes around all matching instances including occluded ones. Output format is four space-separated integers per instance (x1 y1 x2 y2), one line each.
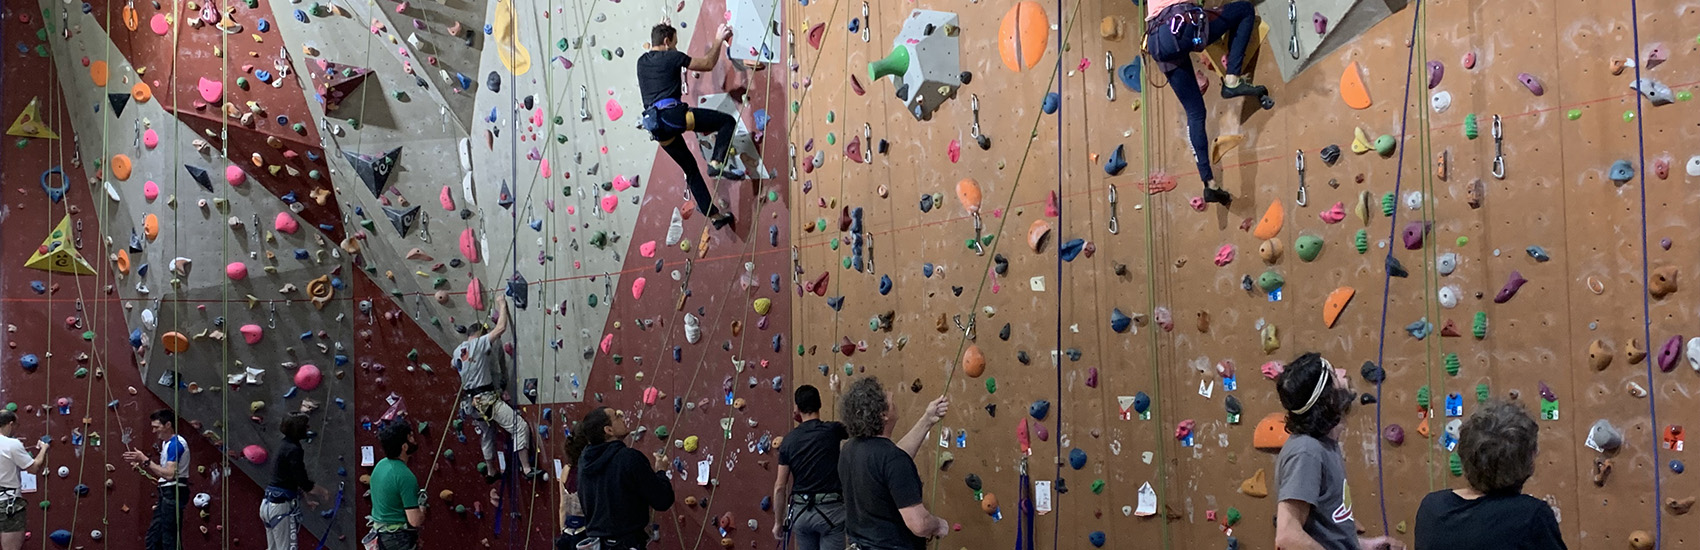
454 295 542 483
838 378 951 550
1413 400 1566 550
262 413 332 550
566 407 675 550
639 22 743 231
771 385 849 550
123 409 191 550
1144 0 1272 207
1273 353 1405 550
0 411 49 550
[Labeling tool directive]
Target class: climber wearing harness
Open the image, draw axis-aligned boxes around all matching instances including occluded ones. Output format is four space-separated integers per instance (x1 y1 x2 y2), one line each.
1273 353 1405 550
1144 0 1272 207
1413 400 1565 550
771 385 848 550
123 409 191 550
366 422 425 550
566 407 675 550
454 296 541 483
262 413 331 550
638 22 742 230
0 411 49 550
837 378 950 550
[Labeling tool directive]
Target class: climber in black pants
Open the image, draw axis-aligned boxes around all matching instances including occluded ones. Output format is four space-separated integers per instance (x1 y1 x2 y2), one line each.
638 22 741 230
1145 0 1269 207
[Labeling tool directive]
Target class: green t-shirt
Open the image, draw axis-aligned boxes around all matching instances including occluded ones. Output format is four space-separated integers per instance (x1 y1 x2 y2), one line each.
369 458 420 526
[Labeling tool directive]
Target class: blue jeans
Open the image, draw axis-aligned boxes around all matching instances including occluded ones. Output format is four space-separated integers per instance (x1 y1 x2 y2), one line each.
1155 1 1258 183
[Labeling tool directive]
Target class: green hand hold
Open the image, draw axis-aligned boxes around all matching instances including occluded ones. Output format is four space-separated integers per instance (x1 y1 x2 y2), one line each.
1464 114 1478 139
1092 479 1105 494
1416 385 1431 409
1225 507 1242 527
1257 270 1285 292
1473 311 1488 339
600 49 612 60
1449 453 1464 476
1445 353 1460 376
986 377 997 394
796 345 806 356
1381 193 1396 216
1623 110 1635 122
1355 229 1369 254
827 133 836 145
1476 382 1489 403
841 257 852 269
816 218 828 232
1296 235 1324 262
1566 109 1581 121
587 294 598 307
827 111 836 123
829 238 840 251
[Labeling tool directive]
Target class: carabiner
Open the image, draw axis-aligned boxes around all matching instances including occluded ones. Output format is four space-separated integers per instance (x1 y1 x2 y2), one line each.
1107 185 1120 235
862 123 873 164
1490 114 1506 179
1295 150 1308 207
1105 52 1116 101
1287 0 1301 60
864 233 875 273
861 2 871 42
578 86 590 121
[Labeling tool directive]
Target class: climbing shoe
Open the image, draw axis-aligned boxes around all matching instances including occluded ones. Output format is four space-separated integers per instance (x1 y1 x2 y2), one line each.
1221 81 1268 100
484 473 502 485
711 212 737 230
522 468 546 481
708 163 747 181
1202 185 1233 206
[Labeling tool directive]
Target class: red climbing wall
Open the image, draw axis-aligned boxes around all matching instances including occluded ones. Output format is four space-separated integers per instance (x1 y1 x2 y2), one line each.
790 0 1700 549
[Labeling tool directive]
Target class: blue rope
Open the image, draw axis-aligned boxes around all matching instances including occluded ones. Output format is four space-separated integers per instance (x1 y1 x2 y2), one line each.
312 484 347 550
1049 0 1065 547
1627 0 1663 545
1369 0 1427 535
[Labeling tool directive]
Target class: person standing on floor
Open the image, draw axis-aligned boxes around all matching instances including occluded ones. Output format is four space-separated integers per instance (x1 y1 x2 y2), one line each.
1273 353 1405 550
556 442 587 550
123 409 191 550
368 422 425 550
261 413 332 550
0 411 49 550
1144 0 1273 207
638 22 743 230
837 377 951 550
1414 400 1566 550
771 385 849 550
566 407 675 550
455 295 541 483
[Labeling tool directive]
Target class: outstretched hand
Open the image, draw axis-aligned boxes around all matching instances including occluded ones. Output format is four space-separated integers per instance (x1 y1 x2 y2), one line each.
924 395 950 424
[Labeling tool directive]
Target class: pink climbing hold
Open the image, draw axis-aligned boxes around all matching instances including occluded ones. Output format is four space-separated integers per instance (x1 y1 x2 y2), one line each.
144 181 161 201
150 13 171 35
294 364 323 391
1045 191 1061 218
639 241 657 257
143 128 159 148
1260 361 1284 379
239 324 263 345
1493 270 1527 303
1214 244 1236 267
225 165 246 186
1312 12 1327 34
531 107 544 127
197 77 224 103
1319 202 1346 224
440 186 456 210
242 445 269 465
226 262 249 280
599 333 614 355
613 175 633 191
1189 196 1207 211
1461 51 1476 69
466 277 485 310
540 158 552 179
1654 158 1670 180
605 99 624 121
948 139 961 163
459 227 480 262
599 194 618 213
632 277 647 299
1517 73 1544 96
1402 221 1425 249
274 212 300 234
643 386 660 405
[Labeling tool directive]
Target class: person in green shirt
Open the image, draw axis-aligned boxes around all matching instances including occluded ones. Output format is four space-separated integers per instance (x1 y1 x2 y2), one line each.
368 422 424 550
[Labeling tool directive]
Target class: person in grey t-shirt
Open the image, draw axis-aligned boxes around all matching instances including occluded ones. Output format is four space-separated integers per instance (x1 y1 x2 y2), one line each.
1273 353 1405 550
455 295 541 482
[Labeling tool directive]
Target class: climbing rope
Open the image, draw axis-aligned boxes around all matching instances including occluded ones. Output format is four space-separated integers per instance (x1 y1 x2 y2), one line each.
1626 0 1664 545
1134 9 1174 550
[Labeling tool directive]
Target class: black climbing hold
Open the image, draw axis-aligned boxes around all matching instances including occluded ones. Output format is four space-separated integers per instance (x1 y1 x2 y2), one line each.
1056 478 1068 494
109 93 130 117
919 194 934 213
1065 348 1082 361
1225 395 1242 415
1360 393 1377 405
951 286 963 296
1320 144 1341 165
499 181 515 209
460 209 475 220
1361 361 1385 384
965 474 983 491
507 272 530 309
999 323 1011 341
450 259 464 268
760 496 772 511
382 205 421 237
1241 275 1255 291
1385 254 1409 278
877 139 889 154
184 165 213 192
1104 144 1128 176
984 404 996 417
993 254 1008 275
522 95 534 110
486 72 501 92
827 296 844 310
924 24 936 36
959 71 973 85
1114 264 1128 276
1017 351 1030 365
894 83 909 101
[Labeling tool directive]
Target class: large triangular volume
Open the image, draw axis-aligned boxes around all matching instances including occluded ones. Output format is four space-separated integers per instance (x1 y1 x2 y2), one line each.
7 97 60 139
344 146 403 196
383 205 421 237
25 215 97 275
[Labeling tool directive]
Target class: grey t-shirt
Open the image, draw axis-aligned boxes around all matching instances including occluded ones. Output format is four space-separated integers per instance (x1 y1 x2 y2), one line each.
1277 433 1359 550
454 335 497 391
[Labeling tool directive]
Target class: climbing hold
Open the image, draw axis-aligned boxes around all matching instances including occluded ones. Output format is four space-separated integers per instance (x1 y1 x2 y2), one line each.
1386 255 1409 278
956 179 982 214
1354 230 1368 254
1104 144 1127 176
49 530 71 546
1472 311 1488 339
1445 353 1461 376
1339 61 1371 109
1374 134 1396 157
243 445 269 465
1319 145 1341 166
1629 531 1654 550
997 2 1050 72
1089 531 1105 547
1253 201 1284 240
1384 424 1405 445
1438 286 1459 309
226 262 249 281
295 364 323 391
1406 318 1433 339
1042 92 1060 114
1351 127 1373 154
1631 78 1675 106
1256 270 1284 292
1239 469 1268 497
1494 271 1528 304
1029 400 1050 420
1608 160 1635 183
1069 448 1087 469
1323 287 1354 328
1658 335 1685 373
1517 73 1544 96
1296 236 1323 262
1259 238 1283 263
1588 419 1623 451
1118 61 1143 93
1689 156 1700 177
1426 60 1444 89
1318 202 1345 224
1214 244 1236 267
1059 239 1086 262
1436 253 1458 275
1650 266 1680 298
1110 309 1132 333
160 332 190 354
963 345 986 378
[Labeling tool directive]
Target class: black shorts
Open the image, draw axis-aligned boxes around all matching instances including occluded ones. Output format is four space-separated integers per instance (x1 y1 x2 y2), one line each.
0 506 25 533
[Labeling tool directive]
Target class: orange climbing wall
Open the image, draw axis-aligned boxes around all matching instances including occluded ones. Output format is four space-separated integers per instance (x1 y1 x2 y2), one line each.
789 0 1700 549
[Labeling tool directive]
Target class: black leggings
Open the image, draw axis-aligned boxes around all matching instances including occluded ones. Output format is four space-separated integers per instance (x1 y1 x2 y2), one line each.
1155 1 1257 184
653 107 737 216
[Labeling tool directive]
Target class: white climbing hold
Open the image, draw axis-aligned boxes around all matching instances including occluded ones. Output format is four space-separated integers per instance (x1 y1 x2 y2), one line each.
1403 191 1423 210
1631 78 1674 106
1687 338 1700 371
1687 156 1700 177
193 493 212 508
1436 252 1458 276
140 308 157 330
105 181 122 201
1438 286 1458 309
1430 91 1451 113
665 208 684 246
459 138 473 171
684 313 702 344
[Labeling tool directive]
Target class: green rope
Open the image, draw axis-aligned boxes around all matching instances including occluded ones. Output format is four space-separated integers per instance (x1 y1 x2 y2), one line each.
1134 12 1174 550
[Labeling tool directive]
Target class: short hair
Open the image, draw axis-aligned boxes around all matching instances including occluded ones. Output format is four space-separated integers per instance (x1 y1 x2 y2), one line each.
280 413 311 441
468 322 488 335
1458 400 1539 494
794 385 823 415
1276 353 1352 439
378 422 413 459
0 411 15 429
149 409 177 428
840 377 889 439
651 24 677 46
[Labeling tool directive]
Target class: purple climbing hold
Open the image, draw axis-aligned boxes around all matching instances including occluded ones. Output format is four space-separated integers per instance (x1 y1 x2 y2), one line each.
1402 221 1425 250
1494 271 1528 304
1427 61 1444 89
1312 12 1327 34
1384 424 1405 445
1538 381 1556 402
1086 367 1099 388
1661 238 1673 250
1518 73 1544 96
1658 335 1684 372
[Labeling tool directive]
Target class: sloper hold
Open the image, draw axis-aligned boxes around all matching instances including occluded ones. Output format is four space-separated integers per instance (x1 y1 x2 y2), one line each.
1323 287 1354 328
1631 78 1674 106
1609 160 1635 183
1104 144 1127 176
1517 73 1544 96
383 205 421 237
1589 339 1613 371
1650 266 1679 298
1658 335 1684 372
1493 271 1527 303
1339 61 1371 109
344 146 403 196
1426 60 1443 89
1253 201 1284 240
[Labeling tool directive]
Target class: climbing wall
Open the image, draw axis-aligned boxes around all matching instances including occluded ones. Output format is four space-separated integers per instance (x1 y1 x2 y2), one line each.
2 0 788 545
789 1 1700 550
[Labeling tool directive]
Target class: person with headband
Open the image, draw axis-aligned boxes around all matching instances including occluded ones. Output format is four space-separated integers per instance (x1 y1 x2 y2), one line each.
1413 400 1565 550
1273 353 1405 550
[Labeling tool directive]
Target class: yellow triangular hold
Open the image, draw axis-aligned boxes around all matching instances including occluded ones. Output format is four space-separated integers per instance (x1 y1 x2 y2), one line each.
25 215 96 275
7 97 60 140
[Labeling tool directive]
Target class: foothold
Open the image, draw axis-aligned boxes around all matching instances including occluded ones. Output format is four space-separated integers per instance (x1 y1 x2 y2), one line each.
1384 424 1405 445
1401 222 1425 250
1588 419 1623 451
1472 311 1488 339
1259 238 1283 263
1629 531 1653 550
1214 244 1236 267
1042 92 1060 114
1253 201 1285 240
1589 339 1614 371
1494 271 1528 303
1517 73 1545 96
1426 60 1444 89
1312 12 1327 34
1609 160 1635 183
1296 236 1324 262
1658 335 1685 373
1437 253 1458 275
1323 287 1354 328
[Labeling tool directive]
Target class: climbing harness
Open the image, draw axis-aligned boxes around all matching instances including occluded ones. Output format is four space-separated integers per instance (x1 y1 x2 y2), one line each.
1107 185 1120 235
1295 149 1308 207
1104 52 1116 101
1490 114 1505 179
968 94 989 150
1287 0 1301 59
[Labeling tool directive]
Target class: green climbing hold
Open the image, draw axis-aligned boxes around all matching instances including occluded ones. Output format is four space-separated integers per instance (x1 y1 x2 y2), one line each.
829 238 840 250
562 186 573 196
38 501 48 510
1473 311 1487 339
346 118 361 129
1445 353 1460 376
816 218 828 232
360 219 376 230
611 354 623 365
1464 114 1478 139
827 111 835 123
843 364 854 376
1456 236 1469 246
1623 110 1635 122
477 462 490 473
557 134 568 143
1566 109 1582 121
452 419 463 430
791 102 800 113
236 77 249 89
797 345 806 356
841 257 852 269
1225 507 1242 527
407 349 420 362
826 133 836 145
986 377 997 394
1476 382 1489 403
965 238 980 250
455 504 469 514
73 367 88 378
1449 453 1463 476
588 294 599 307
3 403 14 412
390 289 405 298
1091 479 1105 494
557 38 569 51
600 181 614 191
15 139 28 149
308 169 322 180
1381 193 1396 216
1677 91 1693 102
1295 235 1324 262
1416 385 1432 409
767 190 779 202
654 426 669 439
1256 270 1285 292
600 49 613 60
82 331 95 341
1354 229 1369 254
1374 135 1396 156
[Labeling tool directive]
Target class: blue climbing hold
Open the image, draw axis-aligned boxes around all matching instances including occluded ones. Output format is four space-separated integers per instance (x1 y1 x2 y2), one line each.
847 18 860 34
1042 92 1061 114
761 496 773 511
1118 61 1143 93
334 354 350 366
19 355 39 370
483 24 494 35
923 263 935 278
29 281 45 294
293 9 308 22
1110 308 1132 333
281 191 298 203
294 249 311 260
255 70 272 83
257 18 271 32
772 334 784 352
879 275 892 295
770 273 782 293
1608 160 1634 183
1089 531 1106 547
754 109 770 132
73 483 89 496
1069 448 1087 469
1673 460 1686 474
459 73 475 91
769 225 779 247
1133 391 1151 414
129 329 144 349
827 296 844 311
1405 318 1433 340
49 530 71 546
331 277 345 289
1104 144 1127 176
530 219 544 231
672 346 683 362
284 386 298 399
1059 239 1086 262
919 194 934 213
1029 400 1050 420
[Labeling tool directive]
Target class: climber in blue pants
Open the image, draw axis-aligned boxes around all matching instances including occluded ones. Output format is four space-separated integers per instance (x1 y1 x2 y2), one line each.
1146 0 1269 207
639 22 742 230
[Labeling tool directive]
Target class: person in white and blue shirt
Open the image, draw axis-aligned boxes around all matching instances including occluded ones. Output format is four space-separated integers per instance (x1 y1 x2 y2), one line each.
123 409 190 550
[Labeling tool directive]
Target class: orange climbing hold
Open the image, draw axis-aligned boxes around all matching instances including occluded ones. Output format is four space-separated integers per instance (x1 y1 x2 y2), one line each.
111 154 133 181
1252 200 1284 240
122 3 140 31
956 178 982 214
132 82 153 103
962 345 986 378
980 493 999 514
142 214 160 241
113 250 131 275
1027 219 1051 252
1340 61 1371 109
1323 287 1355 328
998 1 1049 72
160 331 190 354
1253 412 1288 450
90 60 109 87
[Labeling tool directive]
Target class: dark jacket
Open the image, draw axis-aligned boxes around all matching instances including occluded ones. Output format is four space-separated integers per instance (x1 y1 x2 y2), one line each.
579 440 674 539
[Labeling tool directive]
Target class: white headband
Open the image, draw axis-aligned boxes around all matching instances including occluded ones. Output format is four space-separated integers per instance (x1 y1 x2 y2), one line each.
1289 358 1334 415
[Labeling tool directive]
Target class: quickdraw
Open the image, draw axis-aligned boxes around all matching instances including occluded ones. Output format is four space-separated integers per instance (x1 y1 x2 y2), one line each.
1108 185 1120 235
969 94 989 149
1105 52 1116 101
1295 149 1308 207
1287 0 1301 59
1490 114 1505 179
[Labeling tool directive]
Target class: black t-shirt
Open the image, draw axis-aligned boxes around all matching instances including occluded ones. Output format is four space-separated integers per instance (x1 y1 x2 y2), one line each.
839 437 925 550
778 420 848 495
636 50 692 108
267 439 314 494
1414 490 1566 550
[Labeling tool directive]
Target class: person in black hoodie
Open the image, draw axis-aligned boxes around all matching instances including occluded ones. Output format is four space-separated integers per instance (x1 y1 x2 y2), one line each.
565 407 675 550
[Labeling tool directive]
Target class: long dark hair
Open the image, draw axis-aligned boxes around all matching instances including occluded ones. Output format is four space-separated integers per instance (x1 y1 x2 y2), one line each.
564 407 614 466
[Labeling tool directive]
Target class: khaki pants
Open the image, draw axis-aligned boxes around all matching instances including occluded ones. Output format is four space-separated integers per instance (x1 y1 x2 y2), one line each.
470 391 530 463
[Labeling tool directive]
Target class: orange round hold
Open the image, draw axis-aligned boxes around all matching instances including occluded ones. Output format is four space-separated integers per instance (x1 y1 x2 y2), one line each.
955 178 982 214
111 154 133 181
132 82 153 103
998 2 1050 72
160 332 190 354
90 60 109 87
962 345 986 378
980 493 999 514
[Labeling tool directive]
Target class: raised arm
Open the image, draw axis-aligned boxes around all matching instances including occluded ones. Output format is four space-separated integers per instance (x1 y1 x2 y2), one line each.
489 296 511 339
896 396 948 458
686 25 732 72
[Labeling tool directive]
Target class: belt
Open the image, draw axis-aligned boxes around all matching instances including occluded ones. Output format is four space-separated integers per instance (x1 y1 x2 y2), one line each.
265 486 300 503
463 385 497 396
789 492 841 505
650 98 683 110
